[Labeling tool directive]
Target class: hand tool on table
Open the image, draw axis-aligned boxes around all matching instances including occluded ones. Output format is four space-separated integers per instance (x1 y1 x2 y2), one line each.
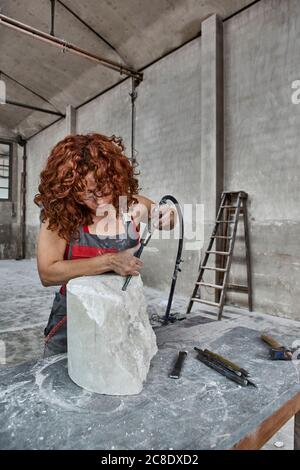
169 350 188 379
202 349 250 377
261 334 295 360
194 347 256 387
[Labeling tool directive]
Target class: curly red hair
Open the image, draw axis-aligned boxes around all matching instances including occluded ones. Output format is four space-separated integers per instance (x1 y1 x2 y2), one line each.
34 133 140 242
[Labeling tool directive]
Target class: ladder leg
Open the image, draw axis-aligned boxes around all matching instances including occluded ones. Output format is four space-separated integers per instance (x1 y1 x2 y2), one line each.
215 195 228 303
186 267 205 313
218 301 225 321
215 205 227 304
217 197 242 320
243 198 253 311
186 299 194 314
187 193 227 315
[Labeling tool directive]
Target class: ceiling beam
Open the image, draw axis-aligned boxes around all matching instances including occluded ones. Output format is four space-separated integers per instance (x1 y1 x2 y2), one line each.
0 70 62 113
0 14 143 82
56 0 126 63
4 99 65 116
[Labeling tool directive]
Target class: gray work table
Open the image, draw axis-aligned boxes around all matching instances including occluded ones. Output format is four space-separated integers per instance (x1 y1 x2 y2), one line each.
1 308 300 450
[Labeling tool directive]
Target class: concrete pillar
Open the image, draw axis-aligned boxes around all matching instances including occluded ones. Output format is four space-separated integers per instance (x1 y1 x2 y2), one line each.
200 14 224 292
66 105 76 135
201 14 224 225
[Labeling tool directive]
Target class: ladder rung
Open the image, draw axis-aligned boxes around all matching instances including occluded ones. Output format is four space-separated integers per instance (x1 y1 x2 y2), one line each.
211 236 232 239
222 191 247 195
196 282 223 289
221 205 238 208
199 266 227 272
216 220 235 223
227 284 248 293
206 250 230 255
191 298 220 307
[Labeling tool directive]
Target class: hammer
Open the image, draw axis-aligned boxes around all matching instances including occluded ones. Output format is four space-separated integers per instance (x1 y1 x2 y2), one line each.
261 334 293 360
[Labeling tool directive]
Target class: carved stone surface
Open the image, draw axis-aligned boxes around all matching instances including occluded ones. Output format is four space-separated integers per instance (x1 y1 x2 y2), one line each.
67 274 158 395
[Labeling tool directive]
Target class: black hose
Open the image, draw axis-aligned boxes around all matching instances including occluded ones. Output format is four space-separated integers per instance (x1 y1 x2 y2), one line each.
122 194 184 325
159 195 184 324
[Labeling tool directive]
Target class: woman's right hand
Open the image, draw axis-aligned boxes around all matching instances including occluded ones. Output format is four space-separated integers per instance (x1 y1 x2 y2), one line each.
110 243 143 276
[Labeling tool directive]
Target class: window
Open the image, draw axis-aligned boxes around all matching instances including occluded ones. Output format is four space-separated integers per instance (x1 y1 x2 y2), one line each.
0 142 11 200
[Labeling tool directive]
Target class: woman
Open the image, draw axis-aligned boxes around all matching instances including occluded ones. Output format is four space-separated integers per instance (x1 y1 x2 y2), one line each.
34 133 175 357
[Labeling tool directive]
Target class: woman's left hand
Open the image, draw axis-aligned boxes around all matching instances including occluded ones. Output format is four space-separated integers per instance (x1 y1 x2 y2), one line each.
151 203 177 231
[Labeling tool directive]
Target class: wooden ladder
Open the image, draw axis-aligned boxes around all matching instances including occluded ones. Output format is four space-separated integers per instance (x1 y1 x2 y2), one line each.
186 191 253 320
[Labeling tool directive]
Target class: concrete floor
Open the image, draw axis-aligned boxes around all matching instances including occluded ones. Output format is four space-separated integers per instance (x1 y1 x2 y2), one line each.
0 259 295 450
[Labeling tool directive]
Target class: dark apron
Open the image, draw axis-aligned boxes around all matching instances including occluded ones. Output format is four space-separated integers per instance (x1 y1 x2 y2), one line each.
43 218 140 357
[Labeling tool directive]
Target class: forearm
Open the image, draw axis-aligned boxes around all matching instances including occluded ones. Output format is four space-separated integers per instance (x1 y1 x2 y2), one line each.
162 211 176 230
41 253 115 286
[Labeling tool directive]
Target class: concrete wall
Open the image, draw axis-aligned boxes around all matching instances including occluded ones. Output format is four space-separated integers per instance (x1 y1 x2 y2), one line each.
132 38 202 293
223 0 300 320
26 119 67 257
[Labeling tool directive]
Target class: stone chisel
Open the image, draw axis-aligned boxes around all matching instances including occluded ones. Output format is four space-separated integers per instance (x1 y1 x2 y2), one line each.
194 347 242 377
202 348 250 377
169 350 188 379
195 348 257 387
195 350 249 387
122 243 144 291
122 225 152 291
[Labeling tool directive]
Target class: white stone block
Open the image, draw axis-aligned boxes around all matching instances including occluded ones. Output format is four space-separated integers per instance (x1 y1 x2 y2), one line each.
67 274 158 395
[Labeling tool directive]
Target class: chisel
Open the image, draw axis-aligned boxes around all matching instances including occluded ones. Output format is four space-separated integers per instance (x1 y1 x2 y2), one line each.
195 350 249 386
194 347 242 377
203 348 250 377
169 350 188 379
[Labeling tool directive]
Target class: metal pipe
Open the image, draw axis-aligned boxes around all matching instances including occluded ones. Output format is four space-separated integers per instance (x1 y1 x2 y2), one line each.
50 0 55 36
5 99 64 116
130 77 140 163
16 137 27 260
0 14 143 81
21 142 27 259
0 137 16 143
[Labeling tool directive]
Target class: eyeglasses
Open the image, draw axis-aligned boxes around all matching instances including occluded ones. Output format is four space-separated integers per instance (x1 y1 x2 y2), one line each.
81 188 112 201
